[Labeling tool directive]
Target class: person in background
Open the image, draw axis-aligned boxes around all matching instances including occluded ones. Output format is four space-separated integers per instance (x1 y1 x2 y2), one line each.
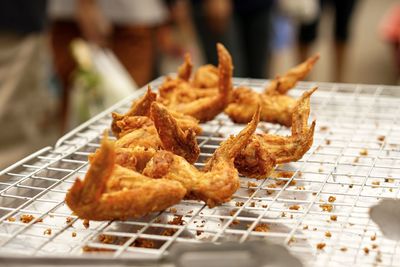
191 0 274 78
49 0 182 132
297 0 358 82
0 1 58 167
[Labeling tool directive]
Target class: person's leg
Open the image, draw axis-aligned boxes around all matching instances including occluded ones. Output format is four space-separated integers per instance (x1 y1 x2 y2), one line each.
333 0 357 82
191 1 244 76
110 25 155 87
297 19 319 62
49 20 81 133
240 8 272 78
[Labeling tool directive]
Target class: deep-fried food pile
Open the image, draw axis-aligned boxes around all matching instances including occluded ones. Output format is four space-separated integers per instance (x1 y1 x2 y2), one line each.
65 43 319 221
225 54 319 127
65 110 259 220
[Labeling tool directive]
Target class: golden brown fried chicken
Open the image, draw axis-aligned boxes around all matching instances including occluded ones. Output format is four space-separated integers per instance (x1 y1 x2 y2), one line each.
115 102 200 164
143 107 260 207
159 43 233 122
112 87 202 137
192 64 219 88
225 86 296 127
265 54 320 95
177 53 193 81
66 135 187 220
234 87 317 179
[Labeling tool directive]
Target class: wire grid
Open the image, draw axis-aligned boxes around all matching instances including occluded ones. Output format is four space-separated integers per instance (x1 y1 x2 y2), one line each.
0 77 400 266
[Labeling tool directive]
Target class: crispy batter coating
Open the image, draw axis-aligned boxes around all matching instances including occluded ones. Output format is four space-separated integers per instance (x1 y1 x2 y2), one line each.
112 87 202 137
143 107 260 207
192 64 219 88
150 102 200 164
234 87 317 178
158 43 233 122
177 53 192 81
265 54 320 95
65 135 187 220
115 102 200 164
225 86 296 127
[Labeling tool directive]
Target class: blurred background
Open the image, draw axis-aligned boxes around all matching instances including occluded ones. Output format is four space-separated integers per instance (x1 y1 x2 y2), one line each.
0 0 399 169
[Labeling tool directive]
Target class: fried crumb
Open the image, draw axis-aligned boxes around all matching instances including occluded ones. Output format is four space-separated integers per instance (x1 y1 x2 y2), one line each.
66 217 73 224
196 230 203 236
325 231 332 238
230 220 239 226
266 184 277 195
385 177 395 183
296 186 305 190
371 234 376 241
349 184 354 188
99 234 115 244
313 227 317 231
83 219 90 229
377 136 385 142
312 192 317 196
273 171 295 178
363 247 369 254
262 204 268 208
247 181 257 188
330 215 337 221
235 201 244 207
229 210 237 216
359 149 368 156
154 218 162 223
371 180 380 188
249 202 256 207
281 212 286 217
82 246 114 252
188 210 193 214
289 205 300 210
253 223 269 232
340 247 347 252
320 126 328 132
35 218 43 223
353 157 359 163
328 196 336 203
320 203 333 212
303 225 308 230
372 244 378 249
72 232 77 237
7 217 16 222
161 228 177 236
43 228 52 235
247 189 255 196
168 215 185 226
131 238 154 248
318 168 324 173
20 214 35 223
325 139 331 145
316 243 326 250
169 208 177 214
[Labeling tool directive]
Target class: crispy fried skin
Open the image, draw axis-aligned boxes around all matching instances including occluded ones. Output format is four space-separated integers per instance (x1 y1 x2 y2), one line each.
150 102 200 164
192 64 219 88
265 54 320 95
65 135 187 220
177 53 192 81
112 86 202 137
115 102 200 164
225 86 296 127
158 43 233 122
234 87 317 178
143 107 260 207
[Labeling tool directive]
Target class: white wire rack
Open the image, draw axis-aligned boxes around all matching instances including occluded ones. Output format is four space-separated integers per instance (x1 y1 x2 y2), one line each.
1 77 400 266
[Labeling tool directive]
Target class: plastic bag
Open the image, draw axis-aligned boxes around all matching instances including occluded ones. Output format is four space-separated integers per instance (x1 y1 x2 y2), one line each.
68 39 137 128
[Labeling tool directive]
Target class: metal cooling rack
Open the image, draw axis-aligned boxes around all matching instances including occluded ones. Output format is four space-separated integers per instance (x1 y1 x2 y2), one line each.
1 77 400 267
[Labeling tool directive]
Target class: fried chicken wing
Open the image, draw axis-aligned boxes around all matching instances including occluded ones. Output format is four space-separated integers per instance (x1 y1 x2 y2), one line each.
143 107 260 207
115 102 200 164
225 86 296 126
159 43 233 122
65 135 187 220
265 54 320 95
234 87 317 179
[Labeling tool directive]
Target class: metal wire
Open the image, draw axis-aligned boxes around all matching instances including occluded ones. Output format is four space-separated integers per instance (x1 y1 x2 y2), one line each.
0 77 399 266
